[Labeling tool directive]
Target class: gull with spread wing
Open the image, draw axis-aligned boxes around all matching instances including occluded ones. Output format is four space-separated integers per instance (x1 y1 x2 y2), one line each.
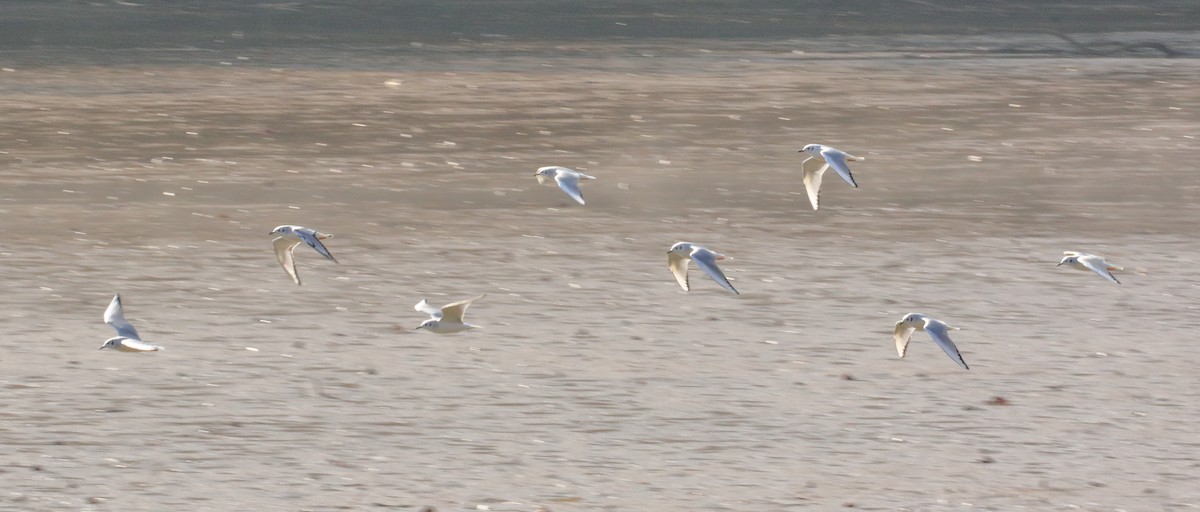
534 166 596 205
100 294 164 352
1058 251 1122 284
667 242 738 294
893 313 968 370
798 143 865 210
269 225 338 285
414 294 486 333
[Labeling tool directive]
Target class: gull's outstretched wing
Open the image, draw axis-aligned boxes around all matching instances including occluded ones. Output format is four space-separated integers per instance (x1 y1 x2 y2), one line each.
414 299 443 320
440 294 485 323
925 320 969 370
820 149 859 188
555 172 587 205
801 157 829 210
1079 255 1120 284
272 237 303 285
690 248 738 294
668 251 691 291
104 294 142 341
536 173 551 185
893 320 917 358
297 230 338 263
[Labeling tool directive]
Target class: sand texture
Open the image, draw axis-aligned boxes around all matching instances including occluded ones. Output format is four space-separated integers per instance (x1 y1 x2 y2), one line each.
2 3 1200 511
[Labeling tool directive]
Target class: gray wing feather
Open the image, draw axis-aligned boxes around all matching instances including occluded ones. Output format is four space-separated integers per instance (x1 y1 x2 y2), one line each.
1079 256 1120 284
821 149 859 188
104 295 142 341
298 231 338 263
925 321 969 370
555 172 586 205
690 249 738 294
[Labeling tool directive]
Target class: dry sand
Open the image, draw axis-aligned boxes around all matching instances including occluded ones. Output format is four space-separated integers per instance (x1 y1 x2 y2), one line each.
2 4 1200 511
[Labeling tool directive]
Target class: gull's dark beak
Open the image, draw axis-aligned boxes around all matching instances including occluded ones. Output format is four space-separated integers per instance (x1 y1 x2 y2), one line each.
1055 262 1064 267
98 345 106 350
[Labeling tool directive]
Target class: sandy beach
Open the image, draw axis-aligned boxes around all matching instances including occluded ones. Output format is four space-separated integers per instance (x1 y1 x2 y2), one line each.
2 2 1199 511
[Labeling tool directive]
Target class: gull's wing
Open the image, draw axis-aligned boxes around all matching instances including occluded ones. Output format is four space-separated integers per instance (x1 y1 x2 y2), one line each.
414 299 443 320
104 294 142 341
121 339 163 352
690 248 738 294
272 236 303 285
297 230 338 263
668 251 691 291
440 294 485 323
893 320 917 358
820 149 859 188
555 172 586 205
536 174 551 185
1078 255 1120 284
924 320 969 370
801 157 829 210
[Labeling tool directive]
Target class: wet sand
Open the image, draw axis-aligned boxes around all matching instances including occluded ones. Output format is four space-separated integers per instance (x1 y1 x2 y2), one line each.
2 3 1200 511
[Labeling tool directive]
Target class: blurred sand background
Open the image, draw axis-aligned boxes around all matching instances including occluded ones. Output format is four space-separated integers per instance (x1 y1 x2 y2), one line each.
2 1 1200 511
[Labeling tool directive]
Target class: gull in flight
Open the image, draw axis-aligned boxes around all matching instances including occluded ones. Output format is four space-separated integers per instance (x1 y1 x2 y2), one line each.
798 143 865 210
534 166 596 205
414 294 486 333
667 242 738 294
100 294 164 352
1058 251 1122 284
269 225 338 285
893 313 968 370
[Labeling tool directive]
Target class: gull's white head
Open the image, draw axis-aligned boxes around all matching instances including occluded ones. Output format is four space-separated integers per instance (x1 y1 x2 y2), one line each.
534 166 560 185
667 242 693 255
1057 255 1077 267
269 225 294 236
800 144 823 155
99 337 121 350
416 319 439 331
900 312 926 324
